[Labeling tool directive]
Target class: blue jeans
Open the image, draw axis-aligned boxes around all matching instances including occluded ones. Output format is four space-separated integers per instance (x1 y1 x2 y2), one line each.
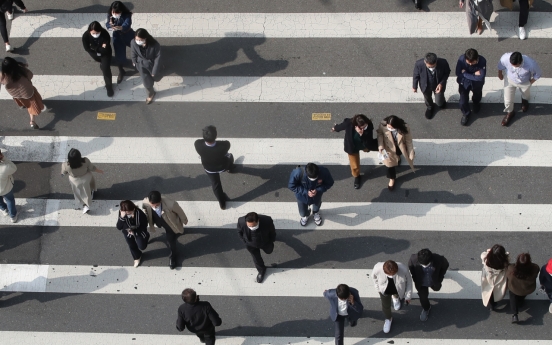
297 201 321 217
0 189 17 218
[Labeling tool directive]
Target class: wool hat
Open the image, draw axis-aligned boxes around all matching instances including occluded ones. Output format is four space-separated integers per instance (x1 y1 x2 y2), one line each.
546 258 552 274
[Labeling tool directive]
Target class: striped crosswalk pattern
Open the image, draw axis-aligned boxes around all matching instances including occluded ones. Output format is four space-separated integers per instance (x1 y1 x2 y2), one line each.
2 0 552 343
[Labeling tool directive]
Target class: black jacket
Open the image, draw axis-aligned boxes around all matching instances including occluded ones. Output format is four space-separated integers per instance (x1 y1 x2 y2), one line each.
333 118 377 154
194 139 231 172
0 0 26 12
82 29 113 57
116 208 148 236
539 265 552 293
176 300 222 334
408 253 449 290
237 214 276 248
413 58 451 93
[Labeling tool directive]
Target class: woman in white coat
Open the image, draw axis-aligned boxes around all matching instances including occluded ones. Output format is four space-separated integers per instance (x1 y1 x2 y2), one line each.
481 244 509 310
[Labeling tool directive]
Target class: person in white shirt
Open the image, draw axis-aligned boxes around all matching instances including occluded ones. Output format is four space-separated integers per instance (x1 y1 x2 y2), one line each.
323 284 364 345
0 149 18 222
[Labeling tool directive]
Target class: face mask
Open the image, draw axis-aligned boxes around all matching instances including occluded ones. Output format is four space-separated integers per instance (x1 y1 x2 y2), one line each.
386 275 395 278
91 33 100 38
135 39 145 46
112 13 121 19
248 224 259 231
308 177 317 181
387 127 396 132
153 206 160 211
421 263 431 268
126 213 134 218
428 67 435 72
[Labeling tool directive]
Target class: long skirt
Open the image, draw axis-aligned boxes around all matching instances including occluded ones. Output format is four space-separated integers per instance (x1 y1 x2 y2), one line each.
68 172 96 207
14 87 44 116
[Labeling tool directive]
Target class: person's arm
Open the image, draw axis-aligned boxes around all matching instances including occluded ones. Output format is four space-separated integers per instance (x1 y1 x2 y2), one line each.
2 159 17 175
376 124 385 151
455 58 464 79
530 59 542 82
237 219 247 244
176 309 186 332
404 268 413 301
82 33 92 53
439 60 451 86
404 128 415 161
360 122 375 149
207 304 222 327
412 63 420 90
267 217 276 242
120 14 132 33
438 256 450 282
372 268 382 293
95 32 111 55
316 169 334 193
408 255 416 278
130 42 138 66
348 290 363 313
288 169 308 197
151 43 162 76
332 118 348 132
136 210 149 233
13 0 27 11
173 202 188 226
116 215 127 230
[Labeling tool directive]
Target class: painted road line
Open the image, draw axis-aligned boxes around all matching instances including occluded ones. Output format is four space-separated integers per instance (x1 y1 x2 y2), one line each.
9 12 552 38
0 75 551 104
1 136 550 167
2 199 550 232
1 264 547 300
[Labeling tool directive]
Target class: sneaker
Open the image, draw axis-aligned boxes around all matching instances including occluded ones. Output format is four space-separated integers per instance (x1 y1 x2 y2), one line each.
10 214 18 223
383 318 392 333
420 306 431 321
6 11 13 20
461 113 470 126
0 209 8 216
549 303 552 314
134 256 142 268
41 106 51 113
519 26 526 40
424 107 433 119
6 44 13 52
392 295 402 310
82 205 90 214
300 216 308 226
313 212 322 226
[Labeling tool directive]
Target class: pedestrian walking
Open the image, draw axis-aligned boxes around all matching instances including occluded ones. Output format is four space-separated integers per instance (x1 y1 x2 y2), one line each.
237 212 276 283
176 288 222 345
116 200 150 268
130 28 161 104
331 114 376 189
323 284 363 345
497 51 542 126
500 0 533 39
106 1 134 84
376 115 415 192
3 0 27 20
372 260 412 334
539 258 552 314
456 48 487 126
460 0 493 35
481 244 509 310
194 125 235 210
82 21 114 97
60 148 104 214
0 57 48 129
142 191 188 270
288 163 334 227
507 253 539 323
0 0 27 52
408 248 449 322
412 52 451 119
0 149 18 223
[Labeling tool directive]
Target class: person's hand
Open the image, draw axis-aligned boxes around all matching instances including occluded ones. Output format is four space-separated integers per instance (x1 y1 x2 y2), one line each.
184 220 188 226
378 146 384 153
127 230 135 237
461 69 465 73
475 70 481 76
95 169 104 174
347 294 354 305
412 88 417 93
308 190 317 197
459 0 464 8
331 124 337 132
151 74 155 77
102 43 106 48
435 84 442 93
530 78 536 84
120 210 126 217
354 126 364 135
498 70 504 81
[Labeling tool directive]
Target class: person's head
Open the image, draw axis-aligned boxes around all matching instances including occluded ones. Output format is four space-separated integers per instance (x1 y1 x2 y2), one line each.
424 53 437 68
88 21 103 37
336 284 350 300
108 1 131 17
182 288 198 303
351 114 372 129
148 190 162 208
134 28 156 46
120 200 136 216
513 253 533 280
1 57 25 82
67 148 84 169
383 115 408 134
305 163 319 180
510 52 523 67
417 249 433 266
485 244 509 270
383 260 399 276
245 212 259 229
202 125 218 143
465 48 479 65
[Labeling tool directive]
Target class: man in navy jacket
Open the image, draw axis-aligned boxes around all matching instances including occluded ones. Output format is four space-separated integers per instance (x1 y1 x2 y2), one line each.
456 48 487 126
412 52 451 120
324 284 364 345
288 163 334 226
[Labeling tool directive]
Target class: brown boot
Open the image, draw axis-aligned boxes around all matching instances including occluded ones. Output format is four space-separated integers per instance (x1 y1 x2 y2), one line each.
521 99 529 112
501 112 515 126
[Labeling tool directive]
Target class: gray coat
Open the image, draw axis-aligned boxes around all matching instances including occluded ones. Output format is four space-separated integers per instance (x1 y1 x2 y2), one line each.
130 40 162 76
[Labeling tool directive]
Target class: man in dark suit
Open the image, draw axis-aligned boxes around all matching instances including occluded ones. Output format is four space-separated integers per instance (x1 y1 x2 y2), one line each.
456 48 487 126
176 288 222 345
237 212 277 283
412 52 451 119
408 248 449 322
194 125 235 210
323 284 364 345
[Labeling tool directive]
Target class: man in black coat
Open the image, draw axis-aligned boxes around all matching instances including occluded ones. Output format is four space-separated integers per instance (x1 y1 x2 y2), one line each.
194 125 235 210
237 212 277 283
408 248 449 322
176 288 222 345
412 52 451 119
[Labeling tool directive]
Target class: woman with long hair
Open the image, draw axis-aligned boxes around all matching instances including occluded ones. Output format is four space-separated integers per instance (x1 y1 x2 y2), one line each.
82 21 114 97
131 28 161 104
105 1 134 83
116 200 150 267
507 253 539 323
60 148 104 214
481 244 509 310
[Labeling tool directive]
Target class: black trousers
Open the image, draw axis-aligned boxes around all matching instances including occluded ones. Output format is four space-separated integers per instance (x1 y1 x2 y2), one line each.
334 314 347 345
422 87 446 110
246 241 274 273
152 212 177 258
205 154 234 203
88 52 113 90
122 229 150 260
0 12 7 43
458 84 482 116
509 290 527 315
519 0 529 27
417 286 431 311
194 327 216 345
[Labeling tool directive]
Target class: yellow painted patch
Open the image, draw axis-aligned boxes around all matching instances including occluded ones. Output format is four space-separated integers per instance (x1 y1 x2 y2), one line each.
97 112 116 120
312 113 331 120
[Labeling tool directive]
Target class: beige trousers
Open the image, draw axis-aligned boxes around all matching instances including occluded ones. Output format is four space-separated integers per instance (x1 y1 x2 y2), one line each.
504 78 531 113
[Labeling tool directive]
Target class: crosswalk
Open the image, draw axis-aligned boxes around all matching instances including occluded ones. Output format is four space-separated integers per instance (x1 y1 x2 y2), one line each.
2 1 552 343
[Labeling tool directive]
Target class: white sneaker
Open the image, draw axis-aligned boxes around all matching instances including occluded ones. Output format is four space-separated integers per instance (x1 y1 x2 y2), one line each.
0 209 8 216
82 205 90 214
134 257 142 268
519 26 527 40
313 212 322 226
549 303 552 314
392 295 402 310
6 11 13 20
300 216 308 226
5 44 13 52
383 318 392 333
10 214 18 223
41 106 50 113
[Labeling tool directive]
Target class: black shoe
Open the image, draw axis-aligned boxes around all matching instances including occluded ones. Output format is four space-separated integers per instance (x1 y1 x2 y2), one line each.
198 337 206 344
107 87 114 97
512 314 519 323
425 107 433 119
117 70 125 84
169 256 176 270
219 193 229 210
350 320 357 327
440 101 447 109
256 271 265 283
354 176 361 189
472 102 481 114
461 113 470 126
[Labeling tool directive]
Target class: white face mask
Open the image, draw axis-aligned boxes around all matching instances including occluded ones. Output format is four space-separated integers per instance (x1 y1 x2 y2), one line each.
386 275 395 278
91 33 100 39
308 177 317 181
112 13 121 19
248 224 259 231
387 127 396 132
126 213 134 218
135 39 145 46
421 263 431 268
152 206 160 211
428 67 435 72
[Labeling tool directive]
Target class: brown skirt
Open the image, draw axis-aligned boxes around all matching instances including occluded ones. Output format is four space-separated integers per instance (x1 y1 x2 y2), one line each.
14 87 44 116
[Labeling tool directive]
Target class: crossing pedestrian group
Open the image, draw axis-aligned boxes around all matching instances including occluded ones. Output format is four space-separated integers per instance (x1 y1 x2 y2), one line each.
0 1 550 344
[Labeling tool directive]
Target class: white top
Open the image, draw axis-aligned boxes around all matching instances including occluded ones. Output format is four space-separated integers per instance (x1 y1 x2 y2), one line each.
337 299 348 316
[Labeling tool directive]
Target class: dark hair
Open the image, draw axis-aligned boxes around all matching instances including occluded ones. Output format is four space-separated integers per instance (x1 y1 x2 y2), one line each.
513 253 534 280
245 212 259 223
120 200 136 212
383 115 408 134
148 191 161 204
305 163 319 179
465 48 479 62
1 57 27 82
67 148 85 169
383 260 399 275
202 125 217 142
424 53 437 65
351 114 372 128
417 249 433 266
485 244 509 270
135 28 158 46
182 288 197 303
510 52 523 65
108 1 132 15
88 21 103 33
336 284 350 300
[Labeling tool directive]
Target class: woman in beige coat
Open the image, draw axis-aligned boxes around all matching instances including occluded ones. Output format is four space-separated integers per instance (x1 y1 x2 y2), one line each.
61 148 104 214
376 115 415 191
481 244 510 310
